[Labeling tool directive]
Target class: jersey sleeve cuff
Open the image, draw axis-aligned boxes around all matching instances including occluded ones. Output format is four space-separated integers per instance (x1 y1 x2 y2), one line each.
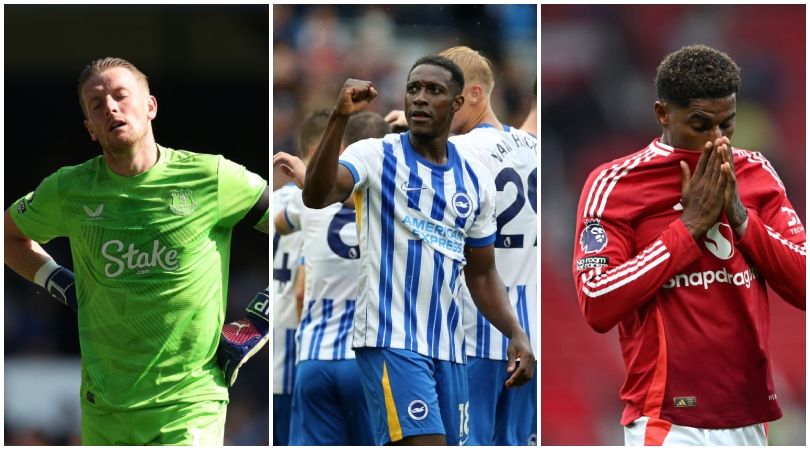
734 208 759 245
466 233 496 248
667 219 703 262
339 160 360 186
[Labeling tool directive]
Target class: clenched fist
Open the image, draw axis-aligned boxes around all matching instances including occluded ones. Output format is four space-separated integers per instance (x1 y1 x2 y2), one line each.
334 79 378 116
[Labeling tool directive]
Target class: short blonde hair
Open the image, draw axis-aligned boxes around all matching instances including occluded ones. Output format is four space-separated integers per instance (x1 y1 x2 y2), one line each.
77 57 150 116
438 46 494 95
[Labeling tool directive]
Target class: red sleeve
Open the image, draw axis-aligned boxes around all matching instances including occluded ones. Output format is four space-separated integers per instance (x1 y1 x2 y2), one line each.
735 162 806 309
572 169 703 333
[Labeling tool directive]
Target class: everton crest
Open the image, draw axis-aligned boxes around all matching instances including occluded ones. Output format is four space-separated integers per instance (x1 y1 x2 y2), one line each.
169 189 197 216
580 218 607 253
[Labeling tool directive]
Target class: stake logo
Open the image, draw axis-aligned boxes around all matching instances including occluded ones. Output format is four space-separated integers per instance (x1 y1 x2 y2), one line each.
101 239 179 277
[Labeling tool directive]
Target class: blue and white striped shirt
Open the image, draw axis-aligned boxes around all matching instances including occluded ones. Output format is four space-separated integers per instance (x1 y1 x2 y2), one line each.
452 125 538 360
272 184 302 394
339 132 497 363
284 196 360 361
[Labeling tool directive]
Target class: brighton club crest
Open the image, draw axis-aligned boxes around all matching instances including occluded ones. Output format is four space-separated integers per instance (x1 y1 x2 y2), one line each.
580 219 608 254
451 192 473 219
169 189 197 216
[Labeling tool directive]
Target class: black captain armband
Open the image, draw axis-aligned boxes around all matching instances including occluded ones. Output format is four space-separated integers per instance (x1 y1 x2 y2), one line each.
239 185 269 229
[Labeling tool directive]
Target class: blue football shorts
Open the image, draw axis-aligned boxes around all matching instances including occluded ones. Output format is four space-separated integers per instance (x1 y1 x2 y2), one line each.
289 359 373 445
354 347 469 445
273 394 292 446
467 356 537 445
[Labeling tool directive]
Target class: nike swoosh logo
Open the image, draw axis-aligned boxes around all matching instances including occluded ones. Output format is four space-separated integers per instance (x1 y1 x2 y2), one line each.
400 182 426 192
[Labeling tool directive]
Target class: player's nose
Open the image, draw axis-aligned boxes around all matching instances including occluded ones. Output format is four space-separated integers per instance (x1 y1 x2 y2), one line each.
103 95 119 115
708 125 725 142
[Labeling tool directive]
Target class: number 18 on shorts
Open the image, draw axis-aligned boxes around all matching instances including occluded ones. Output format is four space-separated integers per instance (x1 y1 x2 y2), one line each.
354 348 469 445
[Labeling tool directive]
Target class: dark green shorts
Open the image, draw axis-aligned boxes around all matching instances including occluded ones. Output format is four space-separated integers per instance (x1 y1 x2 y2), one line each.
81 400 227 445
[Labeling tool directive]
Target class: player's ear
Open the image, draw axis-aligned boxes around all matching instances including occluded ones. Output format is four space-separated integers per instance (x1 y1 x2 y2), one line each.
469 84 483 106
147 95 158 120
84 120 98 142
654 100 669 127
452 93 465 113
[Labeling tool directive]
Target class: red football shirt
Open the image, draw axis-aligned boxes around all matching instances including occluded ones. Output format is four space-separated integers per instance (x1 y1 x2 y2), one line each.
572 138 805 429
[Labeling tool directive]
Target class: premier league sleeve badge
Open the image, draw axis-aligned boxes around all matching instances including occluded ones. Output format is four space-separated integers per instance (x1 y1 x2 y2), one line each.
580 218 608 254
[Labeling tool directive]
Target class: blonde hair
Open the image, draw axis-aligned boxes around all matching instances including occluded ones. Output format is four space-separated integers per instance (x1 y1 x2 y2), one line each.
77 57 150 116
438 46 494 95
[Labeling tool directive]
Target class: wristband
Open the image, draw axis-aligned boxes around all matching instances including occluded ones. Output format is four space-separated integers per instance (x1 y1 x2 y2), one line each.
34 259 61 288
33 259 77 311
245 288 269 333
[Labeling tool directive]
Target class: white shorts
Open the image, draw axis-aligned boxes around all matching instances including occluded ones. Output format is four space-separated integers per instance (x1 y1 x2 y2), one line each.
624 416 767 446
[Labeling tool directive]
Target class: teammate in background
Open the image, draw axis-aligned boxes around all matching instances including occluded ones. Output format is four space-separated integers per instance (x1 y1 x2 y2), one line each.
439 46 537 446
274 111 389 445
572 45 805 445
520 80 537 136
271 108 330 446
288 56 534 446
4 57 268 445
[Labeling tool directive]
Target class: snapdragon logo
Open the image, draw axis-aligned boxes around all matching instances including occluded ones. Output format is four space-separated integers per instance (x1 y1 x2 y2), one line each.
101 239 179 277
662 267 759 290
704 222 734 260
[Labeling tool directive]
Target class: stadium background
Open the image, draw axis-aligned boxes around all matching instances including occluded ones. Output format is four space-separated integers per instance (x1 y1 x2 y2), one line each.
4 5 269 445
272 3 536 443
273 4 537 154
541 4 805 445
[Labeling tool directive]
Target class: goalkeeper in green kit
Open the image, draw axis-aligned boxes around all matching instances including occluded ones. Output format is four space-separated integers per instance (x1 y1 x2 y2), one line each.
3 57 269 445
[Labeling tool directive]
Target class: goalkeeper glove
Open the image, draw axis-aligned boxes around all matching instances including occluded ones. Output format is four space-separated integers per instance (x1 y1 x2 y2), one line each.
218 288 270 387
34 260 78 312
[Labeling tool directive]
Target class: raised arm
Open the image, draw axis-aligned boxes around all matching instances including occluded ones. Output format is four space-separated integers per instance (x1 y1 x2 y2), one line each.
302 79 377 208
464 244 535 387
719 141 806 309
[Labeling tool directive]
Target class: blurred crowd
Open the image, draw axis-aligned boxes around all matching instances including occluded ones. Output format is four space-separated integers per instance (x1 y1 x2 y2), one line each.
541 4 805 445
273 4 537 155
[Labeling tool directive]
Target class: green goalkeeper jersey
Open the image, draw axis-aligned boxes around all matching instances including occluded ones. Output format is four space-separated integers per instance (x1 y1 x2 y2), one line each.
10 145 266 412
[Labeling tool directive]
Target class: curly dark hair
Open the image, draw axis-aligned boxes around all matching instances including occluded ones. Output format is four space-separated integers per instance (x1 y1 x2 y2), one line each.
655 44 741 107
408 55 465 96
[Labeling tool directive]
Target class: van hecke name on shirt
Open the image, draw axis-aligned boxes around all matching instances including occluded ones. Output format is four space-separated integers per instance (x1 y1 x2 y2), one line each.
489 132 535 163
